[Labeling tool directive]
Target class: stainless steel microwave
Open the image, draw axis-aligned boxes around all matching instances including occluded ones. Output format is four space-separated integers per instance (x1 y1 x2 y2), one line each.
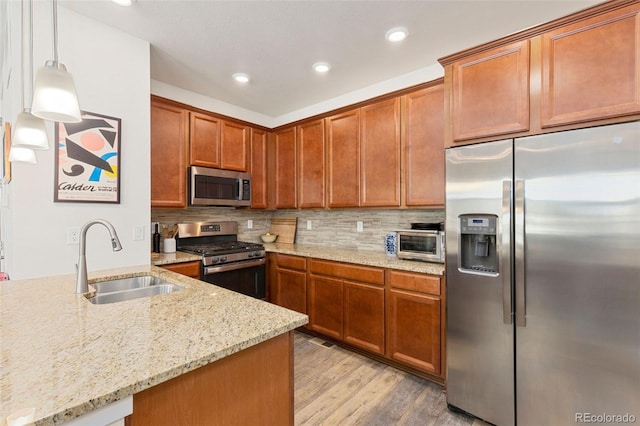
396 229 445 263
189 166 251 206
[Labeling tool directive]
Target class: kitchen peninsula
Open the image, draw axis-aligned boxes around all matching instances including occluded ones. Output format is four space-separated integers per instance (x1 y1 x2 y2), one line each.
0 265 307 425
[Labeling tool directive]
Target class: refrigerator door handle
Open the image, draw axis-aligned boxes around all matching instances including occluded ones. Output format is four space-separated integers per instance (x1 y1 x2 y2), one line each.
515 179 526 327
502 180 513 324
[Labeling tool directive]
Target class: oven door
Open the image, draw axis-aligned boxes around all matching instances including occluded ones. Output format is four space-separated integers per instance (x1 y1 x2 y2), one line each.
202 258 266 299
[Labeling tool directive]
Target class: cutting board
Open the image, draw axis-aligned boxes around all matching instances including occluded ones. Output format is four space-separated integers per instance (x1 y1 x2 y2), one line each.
269 217 297 244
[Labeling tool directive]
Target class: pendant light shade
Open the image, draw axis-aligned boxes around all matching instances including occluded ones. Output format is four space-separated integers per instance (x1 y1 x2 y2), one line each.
9 146 38 164
31 60 81 123
12 111 49 149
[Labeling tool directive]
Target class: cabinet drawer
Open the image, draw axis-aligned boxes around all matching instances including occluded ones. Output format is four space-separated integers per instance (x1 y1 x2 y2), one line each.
309 259 384 286
386 270 440 296
276 254 307 271
160 261 201 278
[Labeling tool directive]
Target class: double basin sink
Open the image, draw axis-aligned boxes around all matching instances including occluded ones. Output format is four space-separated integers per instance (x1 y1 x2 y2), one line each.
86 275 184 304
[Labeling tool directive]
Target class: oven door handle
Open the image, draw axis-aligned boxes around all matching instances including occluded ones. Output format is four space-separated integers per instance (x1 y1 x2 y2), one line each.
204 258 265 274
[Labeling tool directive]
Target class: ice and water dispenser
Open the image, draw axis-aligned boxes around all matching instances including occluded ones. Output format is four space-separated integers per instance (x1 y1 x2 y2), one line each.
459 215 498 274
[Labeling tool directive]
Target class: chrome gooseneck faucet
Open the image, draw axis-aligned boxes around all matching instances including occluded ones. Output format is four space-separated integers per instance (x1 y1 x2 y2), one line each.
76 219 123 294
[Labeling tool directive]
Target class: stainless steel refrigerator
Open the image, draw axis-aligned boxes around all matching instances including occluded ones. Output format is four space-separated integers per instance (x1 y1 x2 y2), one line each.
445 121 640 426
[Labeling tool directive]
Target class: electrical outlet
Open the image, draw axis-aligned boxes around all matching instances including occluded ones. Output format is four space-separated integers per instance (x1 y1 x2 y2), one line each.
67 227 80 245
356 221 363 232
306 220 312 230
134 225 145 241
247 219 253 229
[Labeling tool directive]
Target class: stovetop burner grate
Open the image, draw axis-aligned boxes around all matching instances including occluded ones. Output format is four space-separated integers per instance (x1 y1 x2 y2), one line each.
179 240 264 256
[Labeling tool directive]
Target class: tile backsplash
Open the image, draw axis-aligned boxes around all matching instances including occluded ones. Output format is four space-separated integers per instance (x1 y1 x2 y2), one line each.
152 208 444 253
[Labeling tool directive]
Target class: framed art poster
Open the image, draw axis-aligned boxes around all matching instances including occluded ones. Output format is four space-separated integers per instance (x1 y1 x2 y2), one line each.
54 111 121 203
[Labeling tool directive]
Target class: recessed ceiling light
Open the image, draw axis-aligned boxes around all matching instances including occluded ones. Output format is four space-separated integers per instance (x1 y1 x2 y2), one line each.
313 62 331 73
385 27 408 42
111 0 134 6
233 73 250 83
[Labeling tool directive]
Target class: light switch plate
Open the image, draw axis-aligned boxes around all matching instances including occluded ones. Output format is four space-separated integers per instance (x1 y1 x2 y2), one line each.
134 225 145 241
356 221 363 232
306 220 312 230
247 219 253 229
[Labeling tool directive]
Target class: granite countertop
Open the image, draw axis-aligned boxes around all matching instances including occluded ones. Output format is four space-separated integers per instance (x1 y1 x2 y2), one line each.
262 243 445 276
151 250 201 266
0 265 307 425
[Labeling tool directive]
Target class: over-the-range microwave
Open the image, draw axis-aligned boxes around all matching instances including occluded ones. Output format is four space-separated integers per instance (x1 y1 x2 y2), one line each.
189 166 251 207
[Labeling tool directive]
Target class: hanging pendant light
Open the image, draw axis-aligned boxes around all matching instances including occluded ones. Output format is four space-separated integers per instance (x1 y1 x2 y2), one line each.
9 147 38 164
31 0 81 123
12 0 49 152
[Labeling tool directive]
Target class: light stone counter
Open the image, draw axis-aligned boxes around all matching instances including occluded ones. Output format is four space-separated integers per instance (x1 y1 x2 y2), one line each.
0 265 307 425
151 250 201 266
263 243 445 276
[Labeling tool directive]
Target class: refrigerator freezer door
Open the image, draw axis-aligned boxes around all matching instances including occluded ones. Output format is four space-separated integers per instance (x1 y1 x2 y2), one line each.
515 121 640 425
445 139 515 426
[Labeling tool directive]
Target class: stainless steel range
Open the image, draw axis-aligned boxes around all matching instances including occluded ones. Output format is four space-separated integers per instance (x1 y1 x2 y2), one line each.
177 221 266 299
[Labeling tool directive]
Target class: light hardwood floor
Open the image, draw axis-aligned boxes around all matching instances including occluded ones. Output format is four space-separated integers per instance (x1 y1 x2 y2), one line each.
294 331 488 426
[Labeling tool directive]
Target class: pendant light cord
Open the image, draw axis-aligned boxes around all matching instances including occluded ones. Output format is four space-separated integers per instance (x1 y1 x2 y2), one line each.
28 0 34 108
19 0 25 111
52 0 59 64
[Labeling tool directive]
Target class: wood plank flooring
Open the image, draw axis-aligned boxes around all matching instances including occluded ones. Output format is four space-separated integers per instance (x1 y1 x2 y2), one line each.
294 331 488 426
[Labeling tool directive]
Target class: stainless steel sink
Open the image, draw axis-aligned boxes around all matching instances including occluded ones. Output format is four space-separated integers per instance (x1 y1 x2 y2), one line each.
91 275 171 293
86 275 184 304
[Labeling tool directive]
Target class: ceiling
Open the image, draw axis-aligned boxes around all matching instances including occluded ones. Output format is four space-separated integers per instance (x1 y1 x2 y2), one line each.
60 0 602 120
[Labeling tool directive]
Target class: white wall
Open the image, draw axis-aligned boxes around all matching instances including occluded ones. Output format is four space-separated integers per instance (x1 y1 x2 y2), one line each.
152 64 444 128
2 2 150 280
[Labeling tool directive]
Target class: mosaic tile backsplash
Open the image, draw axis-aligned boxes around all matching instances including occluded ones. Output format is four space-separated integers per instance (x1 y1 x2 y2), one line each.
152 208 444 253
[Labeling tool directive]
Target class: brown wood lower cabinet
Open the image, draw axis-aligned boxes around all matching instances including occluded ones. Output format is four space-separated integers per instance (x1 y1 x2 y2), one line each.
126 332 293 425
159 261 201 279
266 255 445 383
308 259 385 355
270 253 308 315
386 270 443 377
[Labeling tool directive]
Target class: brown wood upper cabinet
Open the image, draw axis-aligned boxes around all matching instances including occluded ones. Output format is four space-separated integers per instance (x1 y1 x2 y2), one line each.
151 100 189 208
297 120 326 208
360 98 401 207
401 84 445 207
539 3 640 128
326 98 401 208
250 128 268 209
272 127 297 209
449 40 530 143
190 111 221 168
190 112 248 171
441 1 640 146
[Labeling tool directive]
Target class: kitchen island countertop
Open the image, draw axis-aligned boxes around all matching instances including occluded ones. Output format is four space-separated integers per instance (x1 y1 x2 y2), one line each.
0 265 307 425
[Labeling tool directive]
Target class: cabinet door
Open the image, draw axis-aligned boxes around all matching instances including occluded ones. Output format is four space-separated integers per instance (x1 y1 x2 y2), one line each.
275 269 307 314
308 275 343 340
344 281 385 355
451 40 530 142
402 85 445 207
387 288 441 375
326 110 360 207
250 129 268 209
160 261 201 279
273 127 297 209
297 120 325 208
151 100 188 207
360 98 401 207
540 4 640 128
190 111 220 167
221 120 248 171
